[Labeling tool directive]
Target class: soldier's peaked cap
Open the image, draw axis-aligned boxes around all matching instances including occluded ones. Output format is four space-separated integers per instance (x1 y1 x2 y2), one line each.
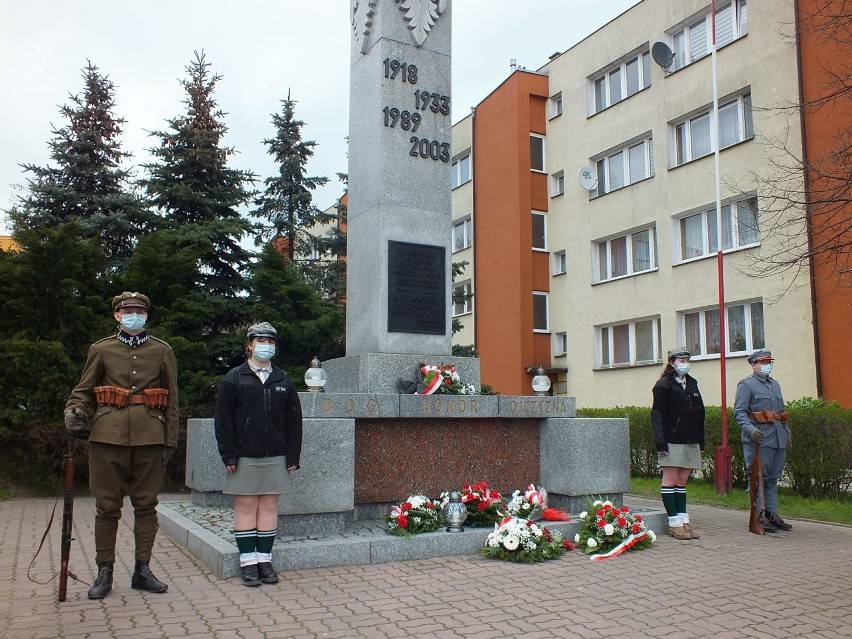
748 348 773 364
113 291 150 310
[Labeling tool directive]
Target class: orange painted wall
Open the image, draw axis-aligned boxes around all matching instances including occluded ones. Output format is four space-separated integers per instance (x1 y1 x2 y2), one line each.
796 0 852 407
473 71 550 395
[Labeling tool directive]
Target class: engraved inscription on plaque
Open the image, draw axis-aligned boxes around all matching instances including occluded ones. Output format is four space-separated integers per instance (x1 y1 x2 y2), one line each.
387 240 446 334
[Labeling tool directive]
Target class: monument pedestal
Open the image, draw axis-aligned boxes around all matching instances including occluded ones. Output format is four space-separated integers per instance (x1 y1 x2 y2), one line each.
166 392 660 578
321 353 480 394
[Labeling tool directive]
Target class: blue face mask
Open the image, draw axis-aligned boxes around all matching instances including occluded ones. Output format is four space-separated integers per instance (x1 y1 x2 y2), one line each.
758 364 773 377
120 313 147 331
675 363 691 376
253 344 276 362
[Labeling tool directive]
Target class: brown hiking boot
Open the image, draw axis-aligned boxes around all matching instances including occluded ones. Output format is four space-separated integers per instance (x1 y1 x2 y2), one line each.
668 525 692 540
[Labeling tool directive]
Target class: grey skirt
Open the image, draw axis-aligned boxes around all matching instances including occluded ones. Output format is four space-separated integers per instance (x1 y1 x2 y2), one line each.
223 456 292 495
658 443 702 469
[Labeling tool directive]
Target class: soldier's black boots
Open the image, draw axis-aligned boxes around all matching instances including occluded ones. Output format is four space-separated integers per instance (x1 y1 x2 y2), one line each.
766 511 793 531
88 563 113 599
131 561 169 593
758 511 779 533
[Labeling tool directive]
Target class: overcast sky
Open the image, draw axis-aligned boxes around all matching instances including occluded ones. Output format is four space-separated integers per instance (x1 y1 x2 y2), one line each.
0 0 641 233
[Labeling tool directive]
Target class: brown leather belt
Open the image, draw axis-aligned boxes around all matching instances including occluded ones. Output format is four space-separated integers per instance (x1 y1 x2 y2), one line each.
748 410 788 423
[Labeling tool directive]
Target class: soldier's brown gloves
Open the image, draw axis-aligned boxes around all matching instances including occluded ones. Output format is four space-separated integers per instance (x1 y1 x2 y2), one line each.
162 446 175 467
64 409 89 438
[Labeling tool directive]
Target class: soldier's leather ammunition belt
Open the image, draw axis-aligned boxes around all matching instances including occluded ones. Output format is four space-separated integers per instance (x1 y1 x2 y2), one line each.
748 410 788 423
94 386 169 409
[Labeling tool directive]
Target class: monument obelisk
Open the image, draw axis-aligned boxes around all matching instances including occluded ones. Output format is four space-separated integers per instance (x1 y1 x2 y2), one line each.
324 0 479 392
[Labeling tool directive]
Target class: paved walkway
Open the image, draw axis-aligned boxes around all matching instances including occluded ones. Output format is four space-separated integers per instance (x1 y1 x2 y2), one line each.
1 494 850 639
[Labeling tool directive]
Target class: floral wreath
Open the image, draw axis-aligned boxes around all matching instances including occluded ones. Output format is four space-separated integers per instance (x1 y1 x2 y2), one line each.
417 363 477 395
482 515 574 563
386 494 443 536
574 499 655 560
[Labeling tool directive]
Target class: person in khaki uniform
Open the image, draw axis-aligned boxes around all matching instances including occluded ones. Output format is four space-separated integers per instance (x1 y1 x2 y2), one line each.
64 292 179 600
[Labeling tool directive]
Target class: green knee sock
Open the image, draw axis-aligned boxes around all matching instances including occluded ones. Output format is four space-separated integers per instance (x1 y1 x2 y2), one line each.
661 486 677 517
234 528 257 554
256 529 276 555
674 485 687 515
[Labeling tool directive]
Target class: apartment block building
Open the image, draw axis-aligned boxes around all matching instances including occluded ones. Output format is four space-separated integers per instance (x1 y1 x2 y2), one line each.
450 0 851 407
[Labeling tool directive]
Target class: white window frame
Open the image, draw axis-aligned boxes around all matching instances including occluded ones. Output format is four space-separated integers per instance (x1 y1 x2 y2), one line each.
550 170 565 197
452 216 472 253
453 280 472 317
451 151 471 189
675 195 759 262
596 316 662 368
532 211 547 251
530 134 546 172
549 92 563 119
590 49 651 115
553 332 567 357
678 299 764 358
671 92 753 166
670 0 748 71
533 291 549 333
594 225 658 283
552 249 567 276
593 135 654 196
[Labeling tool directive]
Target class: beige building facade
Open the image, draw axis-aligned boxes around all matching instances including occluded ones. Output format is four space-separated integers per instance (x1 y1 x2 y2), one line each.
451 0 819 407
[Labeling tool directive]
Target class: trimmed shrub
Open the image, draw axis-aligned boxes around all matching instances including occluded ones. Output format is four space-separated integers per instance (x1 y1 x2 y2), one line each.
579 401 852 498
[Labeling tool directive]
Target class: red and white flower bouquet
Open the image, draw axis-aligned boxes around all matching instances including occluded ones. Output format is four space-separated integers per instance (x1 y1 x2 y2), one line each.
574 499 656 560
386 494 443 537
482 515 573 563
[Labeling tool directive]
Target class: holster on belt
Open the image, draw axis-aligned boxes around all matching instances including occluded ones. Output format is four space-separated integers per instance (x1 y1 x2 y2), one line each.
748 410 789 423
94 385 168 409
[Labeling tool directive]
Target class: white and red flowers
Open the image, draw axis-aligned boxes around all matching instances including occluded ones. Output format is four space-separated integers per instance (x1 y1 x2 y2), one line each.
574 499 655 560
482 515 573 563
386 494 442 537
505 484 548 519
417 364 477 395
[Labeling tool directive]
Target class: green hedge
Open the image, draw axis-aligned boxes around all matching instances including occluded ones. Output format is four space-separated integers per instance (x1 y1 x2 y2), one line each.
577 399 852 498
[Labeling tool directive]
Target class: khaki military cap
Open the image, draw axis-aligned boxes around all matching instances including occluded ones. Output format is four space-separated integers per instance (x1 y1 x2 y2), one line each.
112 291 150 310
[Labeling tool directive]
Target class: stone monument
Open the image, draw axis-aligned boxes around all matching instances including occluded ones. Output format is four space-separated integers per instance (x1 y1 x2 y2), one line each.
323 0 479 392
165 1 661 578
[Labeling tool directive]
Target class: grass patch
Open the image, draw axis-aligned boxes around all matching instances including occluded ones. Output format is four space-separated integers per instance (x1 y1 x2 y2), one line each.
630 477 852 526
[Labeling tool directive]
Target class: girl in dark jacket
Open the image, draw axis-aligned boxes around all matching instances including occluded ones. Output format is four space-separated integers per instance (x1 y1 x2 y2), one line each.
214 322 302 586
651 347 705 541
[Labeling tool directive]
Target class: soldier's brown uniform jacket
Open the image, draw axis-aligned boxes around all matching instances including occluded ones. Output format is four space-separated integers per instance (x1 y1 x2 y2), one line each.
65 333 179 448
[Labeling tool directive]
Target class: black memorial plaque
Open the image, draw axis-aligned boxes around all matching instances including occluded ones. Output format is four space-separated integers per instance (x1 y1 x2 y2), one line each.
387 240 446 335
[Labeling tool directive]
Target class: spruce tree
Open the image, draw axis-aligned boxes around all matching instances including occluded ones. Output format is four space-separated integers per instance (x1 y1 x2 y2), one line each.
253 91 329 260
247 244 345 381
141 51 255 296
7 61 150 272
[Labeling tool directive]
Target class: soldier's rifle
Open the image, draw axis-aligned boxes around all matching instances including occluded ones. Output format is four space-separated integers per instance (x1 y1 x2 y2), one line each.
58 417 76 601
748 441 764 535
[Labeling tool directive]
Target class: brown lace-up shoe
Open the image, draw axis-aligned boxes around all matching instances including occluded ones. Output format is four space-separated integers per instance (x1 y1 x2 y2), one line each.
682 523 700 539
668 525 692 540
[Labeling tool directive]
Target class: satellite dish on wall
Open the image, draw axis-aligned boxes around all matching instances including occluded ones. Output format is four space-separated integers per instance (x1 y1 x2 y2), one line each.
577 166 598 191
651 42 675 69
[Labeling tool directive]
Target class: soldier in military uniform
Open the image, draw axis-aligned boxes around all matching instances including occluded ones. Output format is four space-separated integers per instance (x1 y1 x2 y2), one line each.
64 292 179 599
734 348 793 533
